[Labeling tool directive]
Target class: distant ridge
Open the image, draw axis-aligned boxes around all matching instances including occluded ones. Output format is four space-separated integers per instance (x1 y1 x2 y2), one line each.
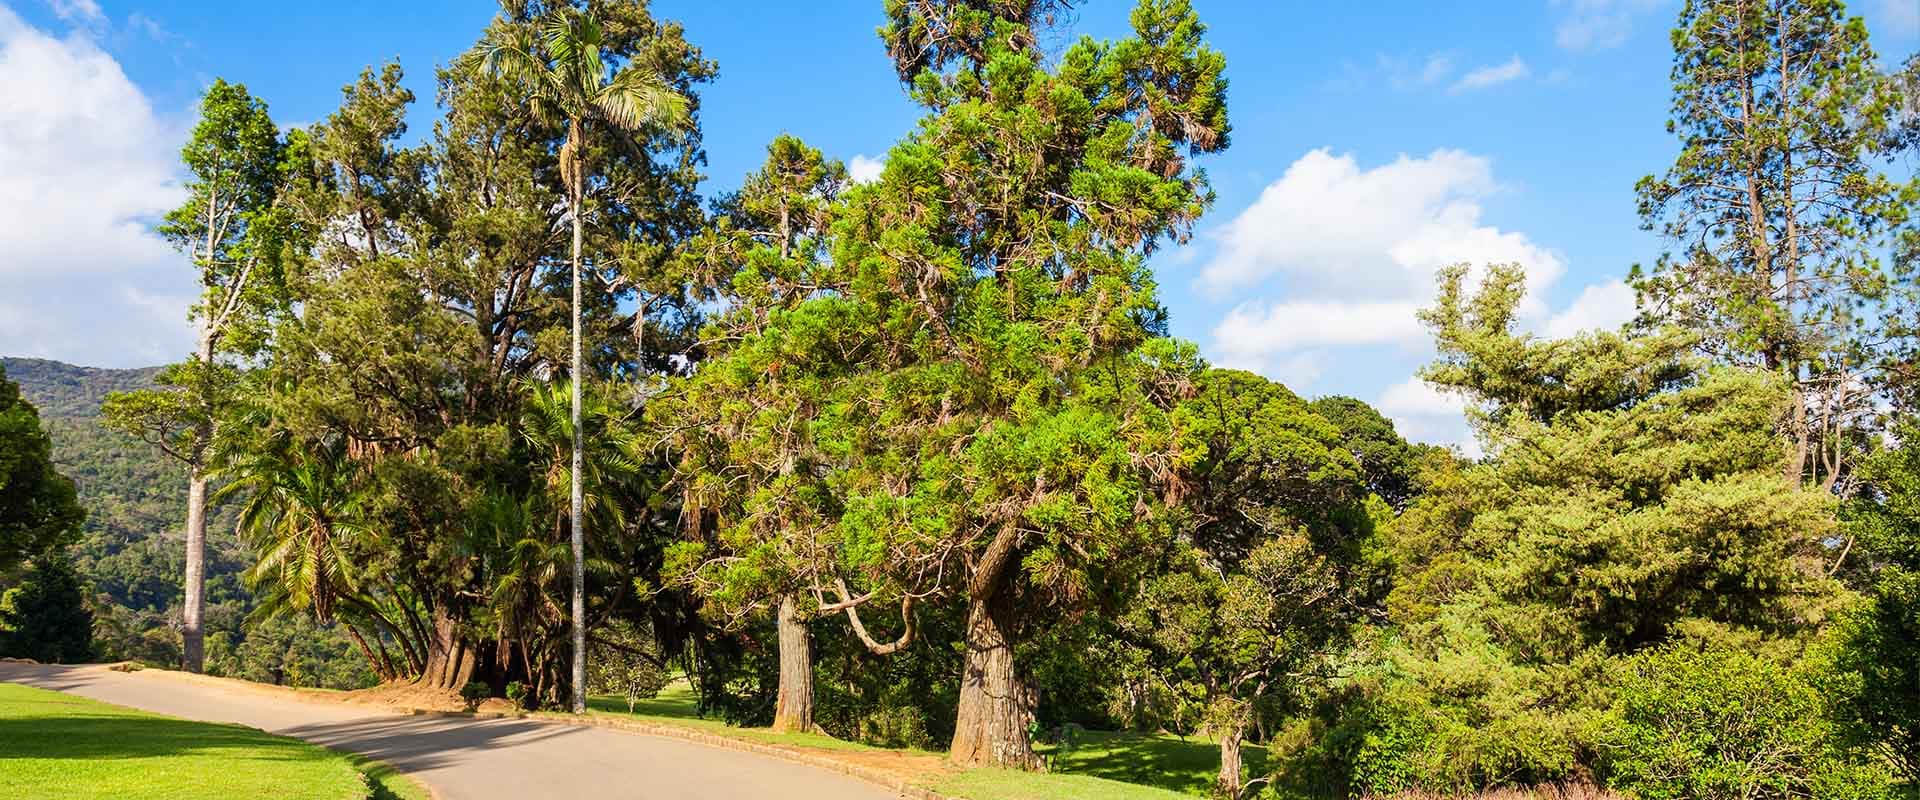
0 357 164 419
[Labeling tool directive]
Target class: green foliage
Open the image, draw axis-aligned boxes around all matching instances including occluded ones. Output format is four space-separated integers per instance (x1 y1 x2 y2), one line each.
2 357 373 688
1601 644 1896 800
460 680 492 708
586 618 668 713
1310 396 1428 510
1317 264 1853 794
0 555 93 664
207 614 377 690
1831 427 1920 782
1633 0 1918 485
0 364 84 573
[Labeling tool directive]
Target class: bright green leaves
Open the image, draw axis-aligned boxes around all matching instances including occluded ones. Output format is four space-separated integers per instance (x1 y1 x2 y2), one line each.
156 78 296 359
0 366 84 573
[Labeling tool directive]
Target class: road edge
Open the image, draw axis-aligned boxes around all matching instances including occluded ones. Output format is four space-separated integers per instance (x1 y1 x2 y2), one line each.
130 666 958 800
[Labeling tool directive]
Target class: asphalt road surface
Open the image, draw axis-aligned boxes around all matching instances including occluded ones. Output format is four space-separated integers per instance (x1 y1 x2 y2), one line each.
0 662 900 800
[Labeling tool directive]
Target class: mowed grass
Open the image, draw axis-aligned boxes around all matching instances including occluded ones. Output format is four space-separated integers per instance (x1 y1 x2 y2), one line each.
581 679 882 752
0 682 423 800
1041 729 1270 797
586 678 1233 800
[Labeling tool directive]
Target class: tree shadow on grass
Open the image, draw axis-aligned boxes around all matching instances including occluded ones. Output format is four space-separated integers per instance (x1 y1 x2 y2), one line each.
1046 731 1271 796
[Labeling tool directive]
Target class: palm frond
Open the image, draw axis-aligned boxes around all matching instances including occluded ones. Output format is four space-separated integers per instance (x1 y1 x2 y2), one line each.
594 69 688 132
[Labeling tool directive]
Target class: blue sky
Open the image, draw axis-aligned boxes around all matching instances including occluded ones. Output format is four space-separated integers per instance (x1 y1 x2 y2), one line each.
1 0 1915 448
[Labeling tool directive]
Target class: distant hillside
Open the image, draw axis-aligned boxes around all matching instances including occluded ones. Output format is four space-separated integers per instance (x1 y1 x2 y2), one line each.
1 356 369 685
2 357 245 648
1 358 164 419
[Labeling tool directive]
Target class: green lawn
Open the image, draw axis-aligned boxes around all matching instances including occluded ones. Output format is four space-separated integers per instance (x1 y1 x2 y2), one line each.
584 679 1229 800
580 679 883 752
0 683 425 800
1041 729 1269 797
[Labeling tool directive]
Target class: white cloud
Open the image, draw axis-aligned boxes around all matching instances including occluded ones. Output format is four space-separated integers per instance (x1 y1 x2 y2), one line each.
1544 279 1638 338
0 5 193 366
1208 299 1422 389
848 154 884 184
1552 0 1662 53
1377 377 1481 457
47 0 103 27
1199 148 1562 304
1450 56 1531 93
1194 148 1634 450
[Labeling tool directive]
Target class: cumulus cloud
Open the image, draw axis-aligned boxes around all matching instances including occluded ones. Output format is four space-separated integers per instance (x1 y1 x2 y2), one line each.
1194 148 1635 450
1544 279 1638 338
1200 148 1563 304
1210 300 1425 377
0 5 193 366
848 154 884 184
1376 377 1481 458
1450 56 1531 93
1552 0 1662 53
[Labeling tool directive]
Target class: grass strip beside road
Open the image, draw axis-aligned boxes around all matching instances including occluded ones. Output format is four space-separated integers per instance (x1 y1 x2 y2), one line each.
0 682 426 800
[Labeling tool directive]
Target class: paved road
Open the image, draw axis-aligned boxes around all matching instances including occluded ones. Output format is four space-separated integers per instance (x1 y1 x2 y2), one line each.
0 663 898 800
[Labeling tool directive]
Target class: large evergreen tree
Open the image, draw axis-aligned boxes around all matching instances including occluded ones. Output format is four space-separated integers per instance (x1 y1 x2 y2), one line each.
240 0 713 702
1634 0 1917 490
666 0 1230 768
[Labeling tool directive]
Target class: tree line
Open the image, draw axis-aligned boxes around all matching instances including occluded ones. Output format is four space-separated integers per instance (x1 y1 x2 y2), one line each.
2 0 1916 797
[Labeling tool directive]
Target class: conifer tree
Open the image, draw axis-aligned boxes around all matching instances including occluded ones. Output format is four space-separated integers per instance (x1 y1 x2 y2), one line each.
1635 0 1918 490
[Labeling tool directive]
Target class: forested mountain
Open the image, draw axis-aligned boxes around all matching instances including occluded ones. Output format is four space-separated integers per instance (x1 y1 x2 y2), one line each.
0 357 371 688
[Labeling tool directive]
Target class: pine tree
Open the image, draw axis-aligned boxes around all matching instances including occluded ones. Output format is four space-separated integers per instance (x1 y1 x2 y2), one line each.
1634 0 1918 490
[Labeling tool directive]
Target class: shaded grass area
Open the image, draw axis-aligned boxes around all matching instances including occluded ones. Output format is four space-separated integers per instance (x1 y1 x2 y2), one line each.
580 680 889 752
583 679 1228 800
0 683 418 800
1041 729 1270 797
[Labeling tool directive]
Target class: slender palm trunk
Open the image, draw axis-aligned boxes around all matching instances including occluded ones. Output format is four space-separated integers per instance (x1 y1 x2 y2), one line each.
568 124 588 714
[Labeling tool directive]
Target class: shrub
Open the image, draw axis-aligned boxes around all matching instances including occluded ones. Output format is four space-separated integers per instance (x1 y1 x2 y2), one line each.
459 681 491 710
1316 621 1598 796
1600 644 1895 800
505 681 531 710
1827 568 1920 783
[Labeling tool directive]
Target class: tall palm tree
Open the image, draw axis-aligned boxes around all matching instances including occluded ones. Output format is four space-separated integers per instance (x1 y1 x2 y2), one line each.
472 7 687 713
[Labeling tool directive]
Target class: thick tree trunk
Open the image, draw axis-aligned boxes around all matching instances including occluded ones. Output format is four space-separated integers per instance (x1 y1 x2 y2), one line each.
771 594 816 734
949 585 1041 770
567 127 588 715
422 608 476 691
1216 716 1246 799
181 458 208 673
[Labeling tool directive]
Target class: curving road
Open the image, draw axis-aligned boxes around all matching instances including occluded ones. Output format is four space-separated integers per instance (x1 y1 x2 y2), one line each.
0 662 899 800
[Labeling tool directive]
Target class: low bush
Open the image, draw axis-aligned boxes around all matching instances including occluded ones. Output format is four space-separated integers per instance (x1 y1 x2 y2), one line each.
1599 644 1896 800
